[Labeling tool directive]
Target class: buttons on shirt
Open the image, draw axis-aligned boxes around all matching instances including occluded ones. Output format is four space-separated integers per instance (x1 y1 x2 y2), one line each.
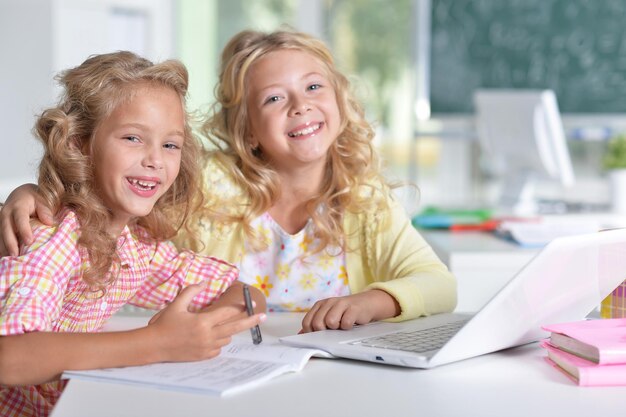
100 300 108 311
17 287 32 296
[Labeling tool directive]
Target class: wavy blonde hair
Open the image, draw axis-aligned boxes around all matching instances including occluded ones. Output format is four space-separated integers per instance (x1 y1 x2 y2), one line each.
202 29 390 254
35 51 203 294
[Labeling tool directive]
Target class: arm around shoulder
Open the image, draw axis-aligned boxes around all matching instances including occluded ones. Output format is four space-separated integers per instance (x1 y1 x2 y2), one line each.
0 183 54 256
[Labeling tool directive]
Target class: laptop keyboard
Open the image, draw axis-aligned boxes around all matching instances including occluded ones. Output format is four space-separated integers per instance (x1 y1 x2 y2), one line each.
348 320 468 353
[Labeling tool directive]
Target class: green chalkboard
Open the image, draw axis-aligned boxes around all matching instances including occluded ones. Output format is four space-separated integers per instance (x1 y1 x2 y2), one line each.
430 0 626 114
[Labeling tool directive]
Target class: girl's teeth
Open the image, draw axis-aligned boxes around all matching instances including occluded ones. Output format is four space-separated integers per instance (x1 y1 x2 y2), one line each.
129 178 157 190
289 123 320 137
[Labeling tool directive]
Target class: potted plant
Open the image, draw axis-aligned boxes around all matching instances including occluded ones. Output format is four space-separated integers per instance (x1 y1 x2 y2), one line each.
603 134 626 213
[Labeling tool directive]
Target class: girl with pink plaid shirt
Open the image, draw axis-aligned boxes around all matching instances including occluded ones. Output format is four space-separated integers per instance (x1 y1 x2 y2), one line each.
0 51 266 417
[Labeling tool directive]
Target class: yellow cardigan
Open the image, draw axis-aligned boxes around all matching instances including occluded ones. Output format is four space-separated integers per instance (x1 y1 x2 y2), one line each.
178 157 457 321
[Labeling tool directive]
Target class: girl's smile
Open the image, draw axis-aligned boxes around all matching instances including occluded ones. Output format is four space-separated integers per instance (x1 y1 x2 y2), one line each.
126 176 161 198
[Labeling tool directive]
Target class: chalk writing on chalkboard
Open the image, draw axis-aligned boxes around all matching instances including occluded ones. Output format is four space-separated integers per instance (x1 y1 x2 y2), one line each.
430 0 626 114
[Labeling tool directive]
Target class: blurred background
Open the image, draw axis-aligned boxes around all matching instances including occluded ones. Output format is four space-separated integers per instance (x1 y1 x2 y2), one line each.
2 0 625 213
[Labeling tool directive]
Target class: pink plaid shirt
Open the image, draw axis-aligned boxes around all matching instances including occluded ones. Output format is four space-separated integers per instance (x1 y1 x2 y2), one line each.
0 211 238 417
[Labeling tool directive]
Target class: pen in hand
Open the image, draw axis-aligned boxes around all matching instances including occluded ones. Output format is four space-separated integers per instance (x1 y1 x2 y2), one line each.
243 284 263 345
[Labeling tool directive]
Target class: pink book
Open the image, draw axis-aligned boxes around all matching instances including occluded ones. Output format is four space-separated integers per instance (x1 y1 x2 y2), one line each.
542 342 626 386
541 318 626 364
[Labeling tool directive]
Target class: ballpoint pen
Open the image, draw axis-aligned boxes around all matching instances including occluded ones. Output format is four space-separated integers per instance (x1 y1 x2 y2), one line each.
243 284 263 344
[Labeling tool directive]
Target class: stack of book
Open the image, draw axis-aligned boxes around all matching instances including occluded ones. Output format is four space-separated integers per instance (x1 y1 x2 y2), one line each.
541 318 626 386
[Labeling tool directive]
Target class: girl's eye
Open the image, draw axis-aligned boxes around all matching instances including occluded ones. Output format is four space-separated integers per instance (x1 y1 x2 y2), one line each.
264 95 281 104
308 83 322 91
163 142 181 150
124 135 140 142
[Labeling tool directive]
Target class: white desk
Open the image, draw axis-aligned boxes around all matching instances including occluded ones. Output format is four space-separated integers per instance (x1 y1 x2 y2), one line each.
51 313 626 417
421 230 539 312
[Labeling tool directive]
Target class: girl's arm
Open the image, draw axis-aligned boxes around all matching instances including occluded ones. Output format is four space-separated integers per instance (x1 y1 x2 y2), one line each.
129 235 267 314
0 183 54 256
362 199 457 321
0 284 265 386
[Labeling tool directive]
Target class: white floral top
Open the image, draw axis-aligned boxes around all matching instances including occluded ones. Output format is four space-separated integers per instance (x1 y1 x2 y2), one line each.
237 212 349 312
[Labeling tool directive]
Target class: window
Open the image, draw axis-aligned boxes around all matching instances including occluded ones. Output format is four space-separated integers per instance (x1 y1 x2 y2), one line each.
177 0 423 189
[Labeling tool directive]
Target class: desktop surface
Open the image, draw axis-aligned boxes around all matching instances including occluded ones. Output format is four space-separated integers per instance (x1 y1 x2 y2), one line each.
51 313 626 417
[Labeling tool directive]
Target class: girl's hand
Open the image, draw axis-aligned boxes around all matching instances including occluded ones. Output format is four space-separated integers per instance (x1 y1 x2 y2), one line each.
204 281 268 314
0 184 54 256
300 290 400 333
147 284 266 362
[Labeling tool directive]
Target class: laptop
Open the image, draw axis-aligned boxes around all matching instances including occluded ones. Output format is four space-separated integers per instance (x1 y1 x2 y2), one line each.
280 228 626 368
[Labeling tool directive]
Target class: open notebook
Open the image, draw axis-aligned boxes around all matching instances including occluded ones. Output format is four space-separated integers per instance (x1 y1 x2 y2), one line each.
63 336 333 396
280 228 626 368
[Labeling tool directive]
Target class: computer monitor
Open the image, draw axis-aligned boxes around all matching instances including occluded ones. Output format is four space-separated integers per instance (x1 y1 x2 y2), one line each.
473 89 575 215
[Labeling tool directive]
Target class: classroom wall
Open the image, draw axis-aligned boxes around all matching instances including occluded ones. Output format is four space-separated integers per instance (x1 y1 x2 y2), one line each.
0 0 55 200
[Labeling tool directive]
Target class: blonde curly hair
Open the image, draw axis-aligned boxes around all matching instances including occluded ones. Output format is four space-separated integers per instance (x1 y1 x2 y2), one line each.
202 29 390 255
35 51 203 293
